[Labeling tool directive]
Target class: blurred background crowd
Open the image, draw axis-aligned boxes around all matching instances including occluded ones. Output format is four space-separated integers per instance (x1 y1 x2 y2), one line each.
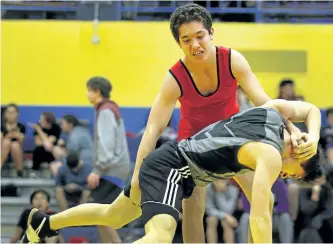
1 0 333 243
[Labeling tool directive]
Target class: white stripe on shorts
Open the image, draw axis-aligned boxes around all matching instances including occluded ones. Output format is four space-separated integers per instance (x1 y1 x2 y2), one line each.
162 169 181 208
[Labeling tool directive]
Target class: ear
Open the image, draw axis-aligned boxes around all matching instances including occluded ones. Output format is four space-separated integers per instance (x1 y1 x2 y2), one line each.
210 27 214 40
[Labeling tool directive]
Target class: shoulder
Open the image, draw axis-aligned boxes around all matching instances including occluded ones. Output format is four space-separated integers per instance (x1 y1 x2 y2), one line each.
154 71 181 101
19 208 31 220
230 49 249 70
98 109 116 119
238 142 282 170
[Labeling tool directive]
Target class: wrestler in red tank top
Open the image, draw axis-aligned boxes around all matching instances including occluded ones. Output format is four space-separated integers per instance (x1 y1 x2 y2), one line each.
169 46 240 141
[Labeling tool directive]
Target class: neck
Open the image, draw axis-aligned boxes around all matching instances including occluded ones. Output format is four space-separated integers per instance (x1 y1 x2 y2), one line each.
6 121 17 125
94 97 104 107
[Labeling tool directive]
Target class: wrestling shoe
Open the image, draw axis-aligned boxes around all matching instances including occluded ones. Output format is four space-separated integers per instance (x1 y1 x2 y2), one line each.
20 208 58 243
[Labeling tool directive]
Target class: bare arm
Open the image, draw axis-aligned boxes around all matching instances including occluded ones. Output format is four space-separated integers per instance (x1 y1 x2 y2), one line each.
233 172 275 243
249 145 281 243
79 189 91 204
231 49 303 138
11 227 23 243
231 49 271 106
130 72 180 203
56 187 69 211
11 131 25 143
265 100 321 139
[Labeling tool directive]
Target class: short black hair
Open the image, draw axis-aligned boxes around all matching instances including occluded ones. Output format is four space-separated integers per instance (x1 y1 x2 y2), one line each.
87 76 112 98
279 79 294 88
30 189 50 204
62 114 80 127
326 107 333 118
301 148 326 182
66 151 80 169
170 3 212 42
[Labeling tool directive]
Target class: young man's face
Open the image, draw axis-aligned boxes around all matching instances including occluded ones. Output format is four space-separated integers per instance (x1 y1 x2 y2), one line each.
87 86 100 105
177 21 214 62
280 158 305 179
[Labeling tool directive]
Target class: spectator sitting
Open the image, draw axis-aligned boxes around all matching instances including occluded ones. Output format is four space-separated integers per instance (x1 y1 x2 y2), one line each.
1 103 25 177
55 151 92 211
10 189 59 243
320 108 333 153
298 174 333 243
30 112 61 177
277 78 296 100
238 178 294 243
205 179 239 243
50 115 93 177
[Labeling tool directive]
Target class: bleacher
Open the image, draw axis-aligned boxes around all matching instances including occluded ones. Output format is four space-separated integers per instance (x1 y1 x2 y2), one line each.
1 134 144 242
1 0 333 22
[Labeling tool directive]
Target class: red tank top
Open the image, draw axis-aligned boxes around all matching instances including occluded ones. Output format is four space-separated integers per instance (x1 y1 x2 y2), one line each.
169 46 239 141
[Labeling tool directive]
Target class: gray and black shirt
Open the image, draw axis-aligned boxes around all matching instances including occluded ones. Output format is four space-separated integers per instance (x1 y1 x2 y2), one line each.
178 107 286 186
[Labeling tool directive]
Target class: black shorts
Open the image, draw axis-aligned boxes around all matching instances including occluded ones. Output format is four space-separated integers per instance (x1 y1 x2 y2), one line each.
124 141 196 225
90 178 122 204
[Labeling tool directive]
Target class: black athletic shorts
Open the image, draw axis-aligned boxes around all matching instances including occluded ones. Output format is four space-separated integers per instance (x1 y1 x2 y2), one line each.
90 178 122 204
124 141 196 225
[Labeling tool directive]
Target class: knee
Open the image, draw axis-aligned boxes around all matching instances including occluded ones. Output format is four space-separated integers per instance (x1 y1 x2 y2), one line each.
221 218 232 229
2 138 11 148
10 141 22 152
146 215 176 243
52 146 65 159
206 216 219 229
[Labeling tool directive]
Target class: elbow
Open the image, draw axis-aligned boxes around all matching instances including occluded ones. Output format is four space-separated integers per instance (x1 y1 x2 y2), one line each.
145 124 164 138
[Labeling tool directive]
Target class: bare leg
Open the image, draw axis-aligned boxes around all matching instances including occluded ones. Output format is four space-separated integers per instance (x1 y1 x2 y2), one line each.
49 161 63 177
288 182 300 221
206 216 218 243
1 138 11 166
182 186 206 243
10 141 24 172
221 218 235 243
233 173 255 243
98 226 121 243
50 192 141 230
134 214 177 243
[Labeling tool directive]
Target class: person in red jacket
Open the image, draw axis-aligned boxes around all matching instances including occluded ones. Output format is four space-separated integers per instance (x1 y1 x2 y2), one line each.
21 4 317 244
